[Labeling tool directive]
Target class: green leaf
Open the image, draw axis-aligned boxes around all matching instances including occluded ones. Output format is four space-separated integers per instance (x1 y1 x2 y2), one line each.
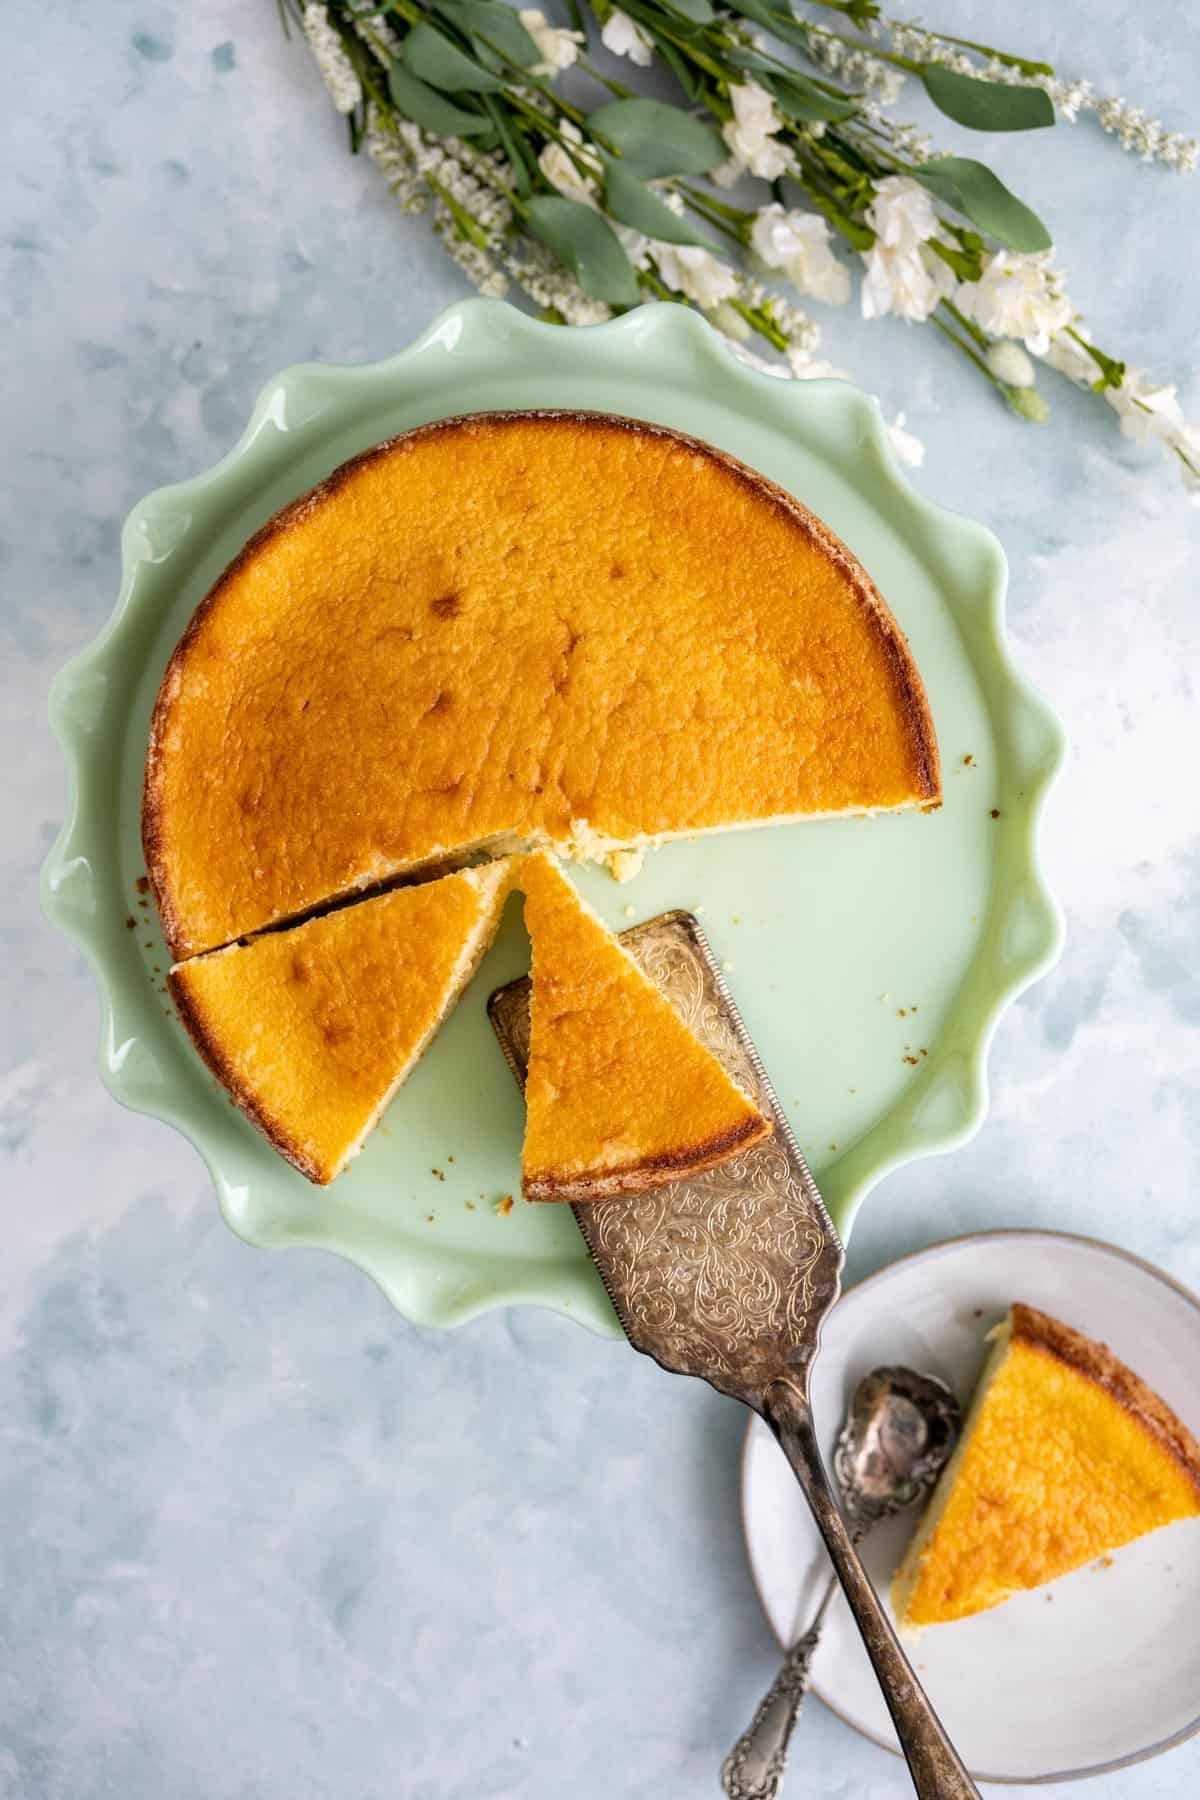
922 66 1055 132
482 92 532 195
387 61 496 134
720 0 812 51
433 0 541 70
662 0 715 21
657 37 703 102
769 73 857 123
587 99 725 177
603 165 718 248
914 156 1051 253
403 21 507 91
726 46 781 74
526 196 640 305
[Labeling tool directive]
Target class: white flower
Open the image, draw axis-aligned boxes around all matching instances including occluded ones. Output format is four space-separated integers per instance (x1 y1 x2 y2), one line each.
302 3 362 114
865 176 939 255
886 413 925 467
652 243 739 309
860 243 953 322
787 352 850 380
538 120 600 206
705 300 751 342
1040 329 1097 387
722 83 791 182
956 251 1072 355
1105 371 1187 447
601 9 654 66
750 206 850 306
985 340 1035 388
519 9 584 76
727 341 790 379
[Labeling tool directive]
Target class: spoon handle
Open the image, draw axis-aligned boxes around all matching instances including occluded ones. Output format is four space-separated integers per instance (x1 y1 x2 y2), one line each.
721 1571 838 1800
763 1378 981 1800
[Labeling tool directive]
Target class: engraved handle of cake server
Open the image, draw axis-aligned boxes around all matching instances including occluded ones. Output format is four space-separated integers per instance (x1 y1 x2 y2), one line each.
720 1586 833 1800
763 1378 981 1800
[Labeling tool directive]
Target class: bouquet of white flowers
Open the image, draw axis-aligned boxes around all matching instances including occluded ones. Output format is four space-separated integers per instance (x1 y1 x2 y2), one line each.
286 0 1198 501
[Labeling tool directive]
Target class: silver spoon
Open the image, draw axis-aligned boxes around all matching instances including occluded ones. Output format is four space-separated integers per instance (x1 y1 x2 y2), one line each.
723 1366 962 1800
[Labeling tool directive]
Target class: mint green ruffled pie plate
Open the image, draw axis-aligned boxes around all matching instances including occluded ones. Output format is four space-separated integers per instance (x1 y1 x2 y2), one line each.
42 300 1064 1336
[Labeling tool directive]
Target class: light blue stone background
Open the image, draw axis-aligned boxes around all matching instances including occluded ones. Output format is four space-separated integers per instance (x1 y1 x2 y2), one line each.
6 0 1199 1793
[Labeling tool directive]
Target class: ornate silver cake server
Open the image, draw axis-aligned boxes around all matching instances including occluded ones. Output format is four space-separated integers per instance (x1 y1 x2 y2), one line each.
488 910 978 1800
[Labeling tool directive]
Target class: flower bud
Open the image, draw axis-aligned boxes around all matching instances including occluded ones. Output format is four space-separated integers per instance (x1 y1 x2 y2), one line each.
986 340 1036 387
1006 384 1050 423
706 302 751 342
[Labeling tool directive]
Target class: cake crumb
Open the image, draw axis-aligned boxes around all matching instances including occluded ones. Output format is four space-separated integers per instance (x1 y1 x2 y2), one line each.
465 1201 476 1211
731 914 743 925
911 1005 919 1013
722 961 735 973
1095 1554 1114 1571
990 808 1001 820
962 753 974 767
431 1168 446 1181
495 1194 514 1217
903 1054 919 1065
920 1047 928 1057
829 1143 838 1153
848 1087 856 1094
623 905 635 917
694 904 706 915
879 992 890 1002
136 876 150 894
426 1214 435 1223
898 1007 907 1017
447 1155 455 1163
607 848 643 883
125 917 136 929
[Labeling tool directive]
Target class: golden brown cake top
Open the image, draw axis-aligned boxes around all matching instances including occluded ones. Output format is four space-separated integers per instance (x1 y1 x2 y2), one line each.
168 860 514 1183
519 852 770 1202
145 411 940 959
895 1303 1200 1628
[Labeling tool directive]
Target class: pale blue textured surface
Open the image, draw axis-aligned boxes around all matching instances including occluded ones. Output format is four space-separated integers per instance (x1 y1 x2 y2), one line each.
5 2 1199 1796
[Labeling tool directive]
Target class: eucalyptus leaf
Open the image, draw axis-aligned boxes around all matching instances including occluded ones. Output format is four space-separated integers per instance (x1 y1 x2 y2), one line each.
914 156 1052 253
922 66 1055 132
387 61 496 135
434 0 542 70
769 73 858 123
720 0 813 51
403 21 507 92
588 98 725 177
657 37 703 102
604 164 718 248
662 0 716 22
726 46 782 74
526 197 641 305
483 92 532 195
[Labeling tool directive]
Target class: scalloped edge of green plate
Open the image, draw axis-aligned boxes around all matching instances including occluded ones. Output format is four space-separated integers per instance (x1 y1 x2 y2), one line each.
41 299 1065 1335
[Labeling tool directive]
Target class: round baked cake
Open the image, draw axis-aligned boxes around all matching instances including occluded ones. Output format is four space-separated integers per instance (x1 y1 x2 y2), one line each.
145 410 940 960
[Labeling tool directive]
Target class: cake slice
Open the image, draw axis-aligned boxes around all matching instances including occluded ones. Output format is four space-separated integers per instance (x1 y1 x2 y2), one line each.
168 860 515 1183
517 852 771 1202
892 1303 1200 1629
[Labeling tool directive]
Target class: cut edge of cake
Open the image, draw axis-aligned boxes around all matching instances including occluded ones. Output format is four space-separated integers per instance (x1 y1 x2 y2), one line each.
142 407 942 962
890 1312 1013 1634
891 1302 1200 1634
517 852 772 1204
167 857 516 1184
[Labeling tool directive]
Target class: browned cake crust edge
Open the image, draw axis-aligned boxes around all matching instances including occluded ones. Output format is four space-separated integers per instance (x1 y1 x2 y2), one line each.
523 1111 773 1204
167 963 329 1184
144 410 942 961
1013 1301 1200 1497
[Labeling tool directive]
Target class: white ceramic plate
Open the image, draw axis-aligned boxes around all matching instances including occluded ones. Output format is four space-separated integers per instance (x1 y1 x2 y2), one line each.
741 1230 1200 1783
